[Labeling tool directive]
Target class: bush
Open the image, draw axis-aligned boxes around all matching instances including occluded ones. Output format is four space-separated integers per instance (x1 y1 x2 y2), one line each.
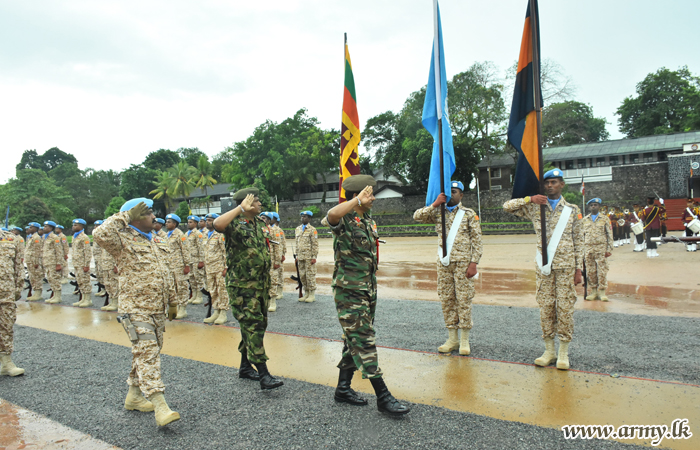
104 196 126 218
175 201 190 220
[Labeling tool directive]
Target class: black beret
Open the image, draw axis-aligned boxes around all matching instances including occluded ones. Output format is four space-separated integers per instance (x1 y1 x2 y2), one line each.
342 174 377 192
233 187 260 202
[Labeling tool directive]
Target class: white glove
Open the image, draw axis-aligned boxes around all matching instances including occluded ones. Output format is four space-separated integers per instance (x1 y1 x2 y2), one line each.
659 198 664 205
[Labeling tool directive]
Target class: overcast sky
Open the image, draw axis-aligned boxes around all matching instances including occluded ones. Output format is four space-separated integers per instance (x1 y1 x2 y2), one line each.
1 0 698 184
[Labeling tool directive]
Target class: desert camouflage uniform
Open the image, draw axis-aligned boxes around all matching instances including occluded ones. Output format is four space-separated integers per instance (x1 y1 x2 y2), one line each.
185 229 205 295
267 225 283 299
413 203 483 329
0 230 24 356
503 197 583 342
582 213 613 291
42 231 63 298
327 210 382 379
166 228 191 307
93 212 174 397
295 224 318 292
223 216 271 364
155 229 167 240
204 229 229 311
93 238 104 286
25 233 43 293
275 224 287 291
57 231 70 278
101 246 119 301
71 230 92 297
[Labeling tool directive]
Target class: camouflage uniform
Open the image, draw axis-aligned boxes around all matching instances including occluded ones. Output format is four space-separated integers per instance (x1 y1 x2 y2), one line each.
25 233 43 293
204 229 229 311
326 211 382 379
275 224 287 291
57 231 70 278
71 230 92 297
101 247 119 301
267 225 283 299
185 228 205 295
295 224 318 292
93 212 174 397
582 213 613 291
0 230 24 356
222 216 271 364
42 231 63 298
413 204 483 329
166 228 192 307
93 238 104 286
503 197 583 342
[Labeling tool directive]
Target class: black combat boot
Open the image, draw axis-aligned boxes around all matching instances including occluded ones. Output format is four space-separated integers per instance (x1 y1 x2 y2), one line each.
254 362 284 390
369 377 410 416
334 369 368 405
238 350 260 381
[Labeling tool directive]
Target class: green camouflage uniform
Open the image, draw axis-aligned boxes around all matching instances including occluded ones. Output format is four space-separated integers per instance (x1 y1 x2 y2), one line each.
327 210 382 379
223 216 272 364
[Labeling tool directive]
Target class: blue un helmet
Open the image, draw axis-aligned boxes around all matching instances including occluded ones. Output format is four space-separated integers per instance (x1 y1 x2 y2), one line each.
165 213 181 224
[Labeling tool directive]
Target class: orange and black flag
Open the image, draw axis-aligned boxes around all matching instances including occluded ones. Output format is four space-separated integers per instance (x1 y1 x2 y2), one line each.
509 0 542 199
340 33 361 203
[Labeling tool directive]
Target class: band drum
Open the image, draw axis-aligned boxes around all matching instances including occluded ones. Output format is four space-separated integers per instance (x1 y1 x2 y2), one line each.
688 218 700 234
631 222 644 235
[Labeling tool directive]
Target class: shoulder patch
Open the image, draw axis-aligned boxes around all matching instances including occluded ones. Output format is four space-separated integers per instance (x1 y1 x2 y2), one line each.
475 215 480 221
577 214 583 219
314 230 318 235
55 239 60 243
181 236 186 241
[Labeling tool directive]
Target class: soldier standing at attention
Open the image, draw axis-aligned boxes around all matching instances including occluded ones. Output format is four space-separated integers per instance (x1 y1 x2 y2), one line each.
324 175 410 415
93 220 106 298
101 239 119 311
0 227 25 377
582 198 613 302
42 221 64 304
639 196 665 258
295 211 318 303
25 222 44 301
260 213 282 312
197 217 207 232
153 218 167 239
55 225 71 284
214 188 283 390
70 219 94 308
94 198 179 427
185 216 206 305
164 214 192 320
503 168 583 370
413 180 482 356
271 213 286 302
203 213 230 325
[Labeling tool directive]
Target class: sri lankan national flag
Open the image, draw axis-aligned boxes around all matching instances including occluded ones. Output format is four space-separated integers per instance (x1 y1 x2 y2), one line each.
508 0 542 199
340 35 361 203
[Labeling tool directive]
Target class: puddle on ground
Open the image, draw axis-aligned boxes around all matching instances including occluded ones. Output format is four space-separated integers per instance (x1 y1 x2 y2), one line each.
283 262 700 317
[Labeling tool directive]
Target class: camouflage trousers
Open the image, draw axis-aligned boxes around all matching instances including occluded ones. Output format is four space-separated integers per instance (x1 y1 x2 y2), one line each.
103 268 119 300
46 265 62 296
207 272 230 311
298 259 317 292
584 251 609 290
436 261 475 329
268 265 282 298
535 268 577 342
0 301 17 354
94 260 103 285
75 269 92 297
189 265 203 293
334 287 382 379
229 285 269 364
62 262 70 278
126 313 166 398
172 268 189 306
27 262 43 292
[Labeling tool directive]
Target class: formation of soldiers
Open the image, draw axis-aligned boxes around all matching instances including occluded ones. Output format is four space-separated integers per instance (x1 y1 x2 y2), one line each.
1 169 697 426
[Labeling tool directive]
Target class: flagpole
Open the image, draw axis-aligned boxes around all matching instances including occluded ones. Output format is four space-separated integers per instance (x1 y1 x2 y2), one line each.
433 0 447 258
529 0 547 266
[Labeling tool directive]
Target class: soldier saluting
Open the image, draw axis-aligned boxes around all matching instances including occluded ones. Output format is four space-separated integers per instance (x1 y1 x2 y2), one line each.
93 198 180 427
213 187 283 390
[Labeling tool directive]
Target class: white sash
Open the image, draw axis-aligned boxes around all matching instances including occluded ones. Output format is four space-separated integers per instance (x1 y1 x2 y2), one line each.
536 205 572 276
439 208 466 266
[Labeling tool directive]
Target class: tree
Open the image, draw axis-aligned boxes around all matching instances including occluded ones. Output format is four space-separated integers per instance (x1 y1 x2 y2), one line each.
542 101 609 147
15 150 43 174
252 178 272 211
175 201 190 220
16 197 54 227
178 147 208 167
0 169 75 226
167 161 197 205
143 149 181 172
193 155 218 213
616 66 700 138
15 147 78 176
104 196 126 218
150 171 174 209
120 164 159 199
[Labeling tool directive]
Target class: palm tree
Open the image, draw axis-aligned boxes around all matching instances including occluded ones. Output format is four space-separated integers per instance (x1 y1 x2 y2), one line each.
149 171 174 209
168 161 197 208
194 155 218 213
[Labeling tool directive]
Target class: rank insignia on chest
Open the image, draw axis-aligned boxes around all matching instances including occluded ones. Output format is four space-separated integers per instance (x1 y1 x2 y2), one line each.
181 236 186 241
